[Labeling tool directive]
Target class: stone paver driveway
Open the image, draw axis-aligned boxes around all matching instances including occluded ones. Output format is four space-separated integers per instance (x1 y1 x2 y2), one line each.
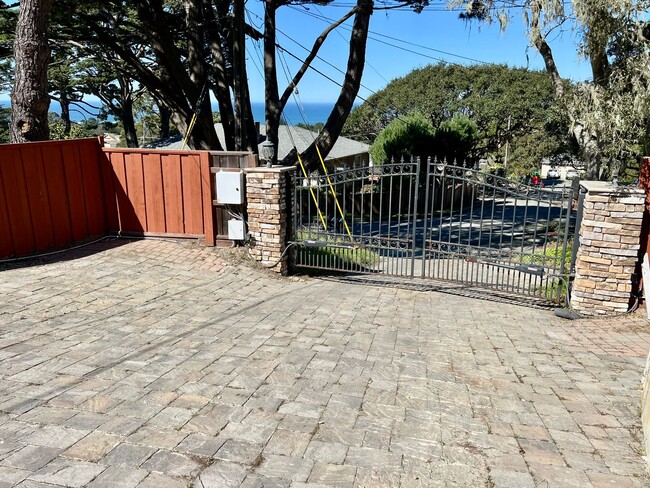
0 239 649 488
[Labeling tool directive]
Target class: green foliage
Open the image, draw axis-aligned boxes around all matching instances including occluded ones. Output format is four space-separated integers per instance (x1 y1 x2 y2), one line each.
49 113 103 140
344 63 576 173
296 231 380 269
452 0 650 179
0 106 9 143
433 115 478 163
369 112 479 165
0 3 16 90
521 237 573 302
369 113 436 164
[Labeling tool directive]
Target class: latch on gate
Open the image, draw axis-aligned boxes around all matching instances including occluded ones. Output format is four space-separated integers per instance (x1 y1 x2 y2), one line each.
465 256 545 277
302 239 358 250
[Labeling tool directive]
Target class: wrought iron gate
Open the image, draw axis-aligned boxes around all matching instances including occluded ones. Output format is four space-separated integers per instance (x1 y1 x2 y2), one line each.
291 159 578 304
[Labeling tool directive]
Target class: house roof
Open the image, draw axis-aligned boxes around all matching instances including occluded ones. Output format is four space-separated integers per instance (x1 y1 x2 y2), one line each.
257 125 369 161
148 124 369 161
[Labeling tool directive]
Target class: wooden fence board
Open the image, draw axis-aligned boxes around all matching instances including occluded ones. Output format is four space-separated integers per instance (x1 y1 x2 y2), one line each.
78 140 107 236
181 155 203 235
125 152 148 231
61 142 89 242
109 151 134 232
0 159 15 258
100 150 119 232
1 147 35 256
0 141 252 259
200 152 214 246
36 146 58 249
143 153 166 233
161 154 183 234
44 145 74 248
22 144 56 251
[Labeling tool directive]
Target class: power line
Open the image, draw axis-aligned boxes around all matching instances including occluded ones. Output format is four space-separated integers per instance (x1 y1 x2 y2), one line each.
277 43 370 104
291 5 491 65
315 1 535 11
246 8 379 98
311 4 390 85
275 28 379 96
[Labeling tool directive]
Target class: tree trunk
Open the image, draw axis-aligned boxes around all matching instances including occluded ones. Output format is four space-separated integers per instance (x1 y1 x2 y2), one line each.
233 0 257 152
264 0 280 164
285 0 372 170
159 103 171 139
121 83 138 148
204 0 236 150
136 0 221 150
59 91 71 136
530 2 604 179
10 0 52 142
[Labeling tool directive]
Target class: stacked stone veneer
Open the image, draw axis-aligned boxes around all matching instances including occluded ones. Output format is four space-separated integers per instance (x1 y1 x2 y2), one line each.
245 166 293 275
570 181 645 315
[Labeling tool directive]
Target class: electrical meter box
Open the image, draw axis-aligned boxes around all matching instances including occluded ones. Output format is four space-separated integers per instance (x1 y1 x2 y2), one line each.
228 219 246 240
215 171 245 204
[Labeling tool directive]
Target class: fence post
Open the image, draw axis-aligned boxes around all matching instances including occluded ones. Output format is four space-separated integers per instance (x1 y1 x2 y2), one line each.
569 181 645 315
244 166 294 275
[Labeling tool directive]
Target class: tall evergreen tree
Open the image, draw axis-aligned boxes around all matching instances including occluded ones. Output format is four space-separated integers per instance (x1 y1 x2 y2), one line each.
10 0 52 142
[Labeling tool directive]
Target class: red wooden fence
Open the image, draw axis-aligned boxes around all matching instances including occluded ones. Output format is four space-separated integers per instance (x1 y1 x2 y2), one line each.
1 139 258 260
102 148 214 245
0 138 109 259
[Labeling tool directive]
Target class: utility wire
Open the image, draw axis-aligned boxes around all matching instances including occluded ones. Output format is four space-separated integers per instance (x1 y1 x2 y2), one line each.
291 5 491 65
314 1 533 10
309 4 390 85
246 8 379 97
277 43 370 105
275 28 377 94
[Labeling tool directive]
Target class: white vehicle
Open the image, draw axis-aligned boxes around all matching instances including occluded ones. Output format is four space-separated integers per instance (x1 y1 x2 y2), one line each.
547 167 560 179
566 168 580 179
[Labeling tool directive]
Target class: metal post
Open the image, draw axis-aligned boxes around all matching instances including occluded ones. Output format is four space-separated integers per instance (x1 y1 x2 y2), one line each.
410 157 420 278
569 183 587 276
421 157 431 278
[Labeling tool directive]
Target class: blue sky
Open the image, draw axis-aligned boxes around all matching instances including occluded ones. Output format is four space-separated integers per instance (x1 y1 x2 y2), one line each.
243 1 591 104
1 2 591 112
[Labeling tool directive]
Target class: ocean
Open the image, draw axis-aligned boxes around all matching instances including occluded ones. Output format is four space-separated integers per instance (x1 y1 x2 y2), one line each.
249 101 336 125
0 99 344 125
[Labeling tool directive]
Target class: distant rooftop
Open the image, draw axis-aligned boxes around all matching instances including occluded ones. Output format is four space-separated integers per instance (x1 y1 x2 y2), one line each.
148 124 369 161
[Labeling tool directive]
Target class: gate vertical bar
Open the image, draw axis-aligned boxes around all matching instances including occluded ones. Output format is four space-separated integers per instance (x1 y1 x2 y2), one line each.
421 157 431 277
556 186 575 303
570 183 586 274
410 157 420 278
293 170 299 267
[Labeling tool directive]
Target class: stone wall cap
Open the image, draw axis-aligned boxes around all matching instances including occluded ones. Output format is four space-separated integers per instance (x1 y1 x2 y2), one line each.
244 165 297 174
580 180 644 195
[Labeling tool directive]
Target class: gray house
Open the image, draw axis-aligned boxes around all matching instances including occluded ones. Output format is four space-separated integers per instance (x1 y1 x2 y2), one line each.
150 124 370 168
257 125 369 168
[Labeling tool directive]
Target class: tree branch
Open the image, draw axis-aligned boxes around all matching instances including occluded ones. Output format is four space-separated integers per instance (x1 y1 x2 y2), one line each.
279 5 358 111
70 101 101 116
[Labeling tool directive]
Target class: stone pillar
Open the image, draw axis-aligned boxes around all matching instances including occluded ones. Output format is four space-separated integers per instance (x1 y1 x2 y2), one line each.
245 166 294 275
570 181 645 315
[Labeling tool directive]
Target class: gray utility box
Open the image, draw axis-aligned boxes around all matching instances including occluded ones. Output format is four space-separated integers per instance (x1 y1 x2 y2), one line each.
215 171 245 205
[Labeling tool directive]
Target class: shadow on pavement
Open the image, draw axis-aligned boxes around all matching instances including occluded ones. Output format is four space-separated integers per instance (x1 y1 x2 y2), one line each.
0 237 135 272
315 273 558 310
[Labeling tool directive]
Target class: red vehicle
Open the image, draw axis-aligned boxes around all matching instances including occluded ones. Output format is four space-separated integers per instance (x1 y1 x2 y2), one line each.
530 173 541 187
